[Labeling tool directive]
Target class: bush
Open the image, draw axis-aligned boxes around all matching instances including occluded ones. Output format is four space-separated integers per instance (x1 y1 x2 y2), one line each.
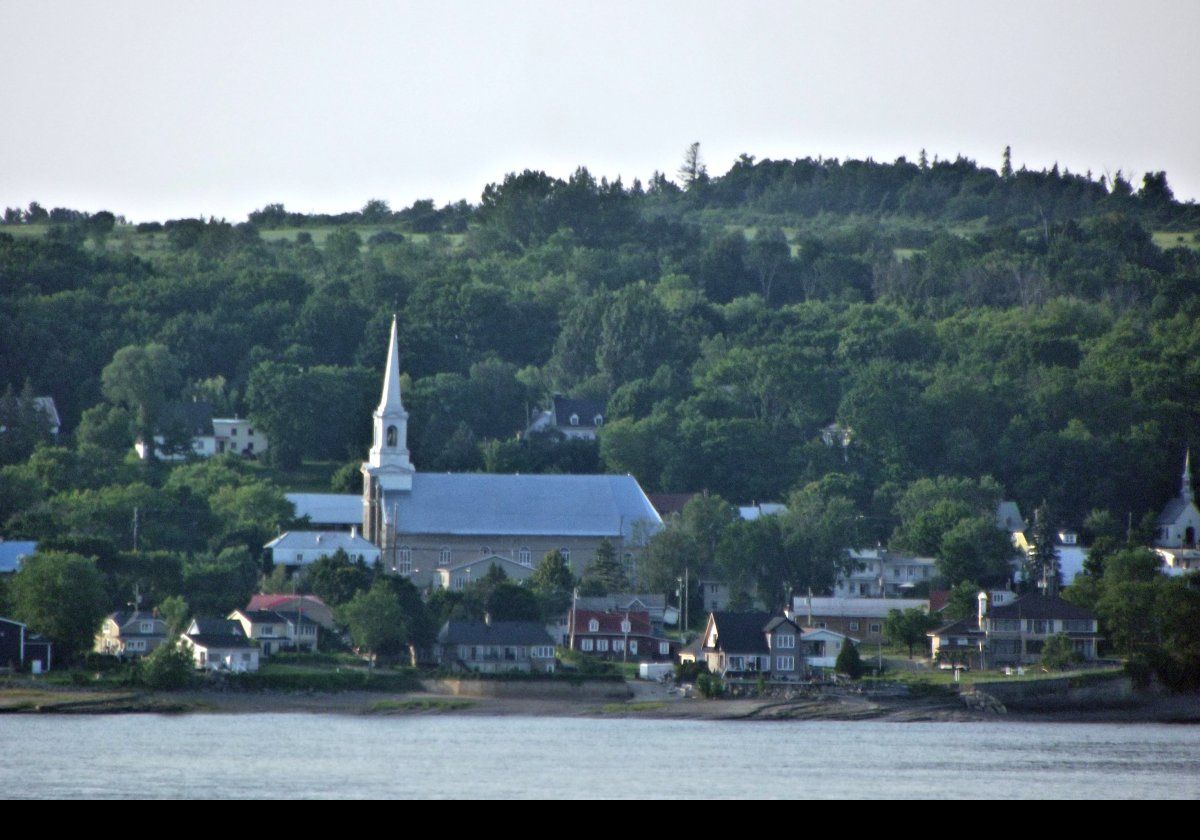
695 672 725 699
1040 633 1082 671
835 641 865 679
84 652 124 672
137 644 195 690
675 660 709 683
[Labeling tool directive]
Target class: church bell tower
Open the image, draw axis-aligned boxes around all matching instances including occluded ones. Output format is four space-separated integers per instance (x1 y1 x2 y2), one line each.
362 315 415 545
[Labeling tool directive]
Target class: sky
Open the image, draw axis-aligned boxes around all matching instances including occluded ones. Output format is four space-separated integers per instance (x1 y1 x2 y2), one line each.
1 0 1197 222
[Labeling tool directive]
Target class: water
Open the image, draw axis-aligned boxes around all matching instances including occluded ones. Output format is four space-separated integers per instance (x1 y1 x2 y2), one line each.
1 714 1198 798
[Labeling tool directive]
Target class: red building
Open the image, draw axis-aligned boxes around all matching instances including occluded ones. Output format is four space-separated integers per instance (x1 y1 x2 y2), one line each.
567 609 674 661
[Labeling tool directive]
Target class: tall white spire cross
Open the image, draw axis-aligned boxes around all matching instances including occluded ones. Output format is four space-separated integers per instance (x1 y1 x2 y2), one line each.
365 314 414 476
378 314 405 414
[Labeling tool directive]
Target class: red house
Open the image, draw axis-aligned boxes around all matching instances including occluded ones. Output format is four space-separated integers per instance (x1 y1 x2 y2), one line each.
567 609 674 661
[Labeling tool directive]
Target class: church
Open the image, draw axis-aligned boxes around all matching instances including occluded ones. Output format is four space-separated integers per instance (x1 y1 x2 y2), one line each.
355 317 662 589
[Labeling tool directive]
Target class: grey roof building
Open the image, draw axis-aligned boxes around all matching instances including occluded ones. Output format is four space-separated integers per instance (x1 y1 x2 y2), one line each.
436 619 557 673
358 317 661 587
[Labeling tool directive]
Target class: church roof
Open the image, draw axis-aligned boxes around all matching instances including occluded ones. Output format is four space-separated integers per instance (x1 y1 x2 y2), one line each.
286 493 361 526
380 473 662 541
1157 497 1199 526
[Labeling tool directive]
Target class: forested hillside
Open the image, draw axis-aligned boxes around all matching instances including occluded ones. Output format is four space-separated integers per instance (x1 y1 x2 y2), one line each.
3 151 1200 548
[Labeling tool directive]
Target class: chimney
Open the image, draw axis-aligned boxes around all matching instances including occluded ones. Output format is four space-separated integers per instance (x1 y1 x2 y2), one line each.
350 525 357 539
484 612 492 626
977 591 989 629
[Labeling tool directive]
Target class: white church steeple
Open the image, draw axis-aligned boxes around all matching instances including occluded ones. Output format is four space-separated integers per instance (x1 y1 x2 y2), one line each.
365 315 414 476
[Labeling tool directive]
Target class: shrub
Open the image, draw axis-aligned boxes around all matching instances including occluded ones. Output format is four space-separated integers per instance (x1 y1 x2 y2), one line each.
1040 633 1082 671
835 641 865 679
138 644 195 690
695 672 725 699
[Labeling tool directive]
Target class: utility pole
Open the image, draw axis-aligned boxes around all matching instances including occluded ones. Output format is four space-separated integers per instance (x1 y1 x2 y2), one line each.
132 506 140 551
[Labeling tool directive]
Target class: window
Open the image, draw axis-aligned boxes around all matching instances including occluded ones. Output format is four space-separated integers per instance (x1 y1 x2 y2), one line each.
519 547 532 566
533 646 554 659
588 619 600 632
613 639 625 652
869 623 881 634
560 548 570 562
247 428 253 435
620 620 631 634
230 427 238 436
295 553 303 564
247 442 254 452
480 546 491 555
849 621 860 631
386 425 398 447
596 639 609 652
629 641 638 655
397 546 412 575
594 414 604 426
140 621 153 633
658 642 669 656
728 656 745 671
581 638 594 652
774 634 795 649
775 656 795 671
569 413 580 426
440 547 452 564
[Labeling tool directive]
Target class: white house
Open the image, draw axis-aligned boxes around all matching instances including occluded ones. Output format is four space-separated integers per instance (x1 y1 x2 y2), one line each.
801 628 858 669
435 553 536 591
212 418 268 457
834 548 937 597
180 618 259 672
265 529 380 567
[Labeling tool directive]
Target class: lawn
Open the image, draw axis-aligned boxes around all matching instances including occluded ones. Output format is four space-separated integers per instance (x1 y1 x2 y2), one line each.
1152 230 1200 251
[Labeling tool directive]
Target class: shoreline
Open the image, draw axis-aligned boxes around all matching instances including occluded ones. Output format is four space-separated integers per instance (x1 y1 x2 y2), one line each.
4 680 1198 724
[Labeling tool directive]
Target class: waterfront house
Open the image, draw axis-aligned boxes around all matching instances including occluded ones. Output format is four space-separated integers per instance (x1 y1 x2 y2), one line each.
95 611 169 658
180 618 259 672
800 628 857 669
698 612 805 681
228 609 318 656
789 596 929 644
246 594 336 630
565 608 673 661
928 592 1100 668
435 618 557 674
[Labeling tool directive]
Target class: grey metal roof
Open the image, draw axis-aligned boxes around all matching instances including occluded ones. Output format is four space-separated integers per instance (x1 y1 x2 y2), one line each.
437 620 555 647
265 530 376 553
1157 497 1198 525
0 541 37 574
285 493 362 526
381 473 662 541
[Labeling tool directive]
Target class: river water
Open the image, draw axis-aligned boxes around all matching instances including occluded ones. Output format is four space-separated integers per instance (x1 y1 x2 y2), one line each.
1 714 1197 798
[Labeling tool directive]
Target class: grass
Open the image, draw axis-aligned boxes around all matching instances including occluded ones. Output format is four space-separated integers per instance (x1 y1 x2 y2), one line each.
865 664 1122 690
1152 230 1200 252
367 698 474 714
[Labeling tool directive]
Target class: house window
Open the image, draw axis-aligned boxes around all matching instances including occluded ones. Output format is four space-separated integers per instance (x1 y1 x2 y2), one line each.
295 553 303 564
775 634 795 649
869 623 881 634
480 546 491 555
613 639 625 652
569 413 580 426
560 548 570 562
231 428 238 436
588 619 600 633
628 640 638 655
396 546 412 574
519 547 532 566
620 620 631 634
658 642 668 656
728 656 745 671
594 414 604 426
247 428 254 435
776 656 795 671
581 638 594 652
140 622 153 633
849 621 860 631
596 639 609 652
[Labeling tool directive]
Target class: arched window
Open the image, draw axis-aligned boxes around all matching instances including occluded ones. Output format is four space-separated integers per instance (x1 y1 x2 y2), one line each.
594 414 604 426
569 413 579 426
386 425 398 447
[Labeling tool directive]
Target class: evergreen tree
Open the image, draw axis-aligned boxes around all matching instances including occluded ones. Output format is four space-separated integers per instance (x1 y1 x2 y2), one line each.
577 539 628 596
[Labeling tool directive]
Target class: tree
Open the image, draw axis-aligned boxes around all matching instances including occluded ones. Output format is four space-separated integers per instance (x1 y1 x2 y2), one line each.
770 483 863 608
339 581 410 661
100 344 182 458
578 539 629 596
937 516 1016 587
835 639 865 679
303 549 374 607
678 142 707 188
885 607 936 658
1040 633 1080 671
530 550 574 615
1026 505 1061 595
943 580 982 620
138 641 194 689
10 552 108 663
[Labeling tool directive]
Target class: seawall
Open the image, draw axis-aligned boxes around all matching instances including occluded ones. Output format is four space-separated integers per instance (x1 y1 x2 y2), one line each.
426 677 633 701
964 672 1140 712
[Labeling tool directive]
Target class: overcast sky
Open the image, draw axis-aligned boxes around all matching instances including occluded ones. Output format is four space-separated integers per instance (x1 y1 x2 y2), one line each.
2 1 1197 222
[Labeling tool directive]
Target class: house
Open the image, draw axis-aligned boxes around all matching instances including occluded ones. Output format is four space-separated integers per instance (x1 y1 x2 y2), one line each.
135 402 269 460
565 609 674 661
434 553 535 591
212 417 268 457
357 317 662 588
180 618 259 672
0 393 60 439
697 611 806 681
228 609 318 656
572 593 675 633
0 616 53 673
526 395 607 441
790 596 929 644
0 539 37 574
264 529 381 567
928 592 1101 668
800 628 857 669
95 611 168 657
435 618 557 674
246 594 336 630
833 548 937 598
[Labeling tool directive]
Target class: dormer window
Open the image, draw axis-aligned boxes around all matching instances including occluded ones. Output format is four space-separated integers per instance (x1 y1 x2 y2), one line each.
386 425 398 447
594 414 604 426
569 413 580 426
588 619 600 632
620 620 631 634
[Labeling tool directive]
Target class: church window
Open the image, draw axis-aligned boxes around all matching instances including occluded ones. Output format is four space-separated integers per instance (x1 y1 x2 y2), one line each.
519 547 532 566
397 546 412 574
440 547 452 564
386 425 398 447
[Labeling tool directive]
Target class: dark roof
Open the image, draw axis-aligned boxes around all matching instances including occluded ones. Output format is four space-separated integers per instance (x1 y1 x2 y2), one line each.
185 634 256 649
763 616 800 634
108 611 166 635
437 620 554 647
235 609 315 627
552 395 605 428
708 611 772 654
190 618 246 638
989 594 1095 621
162 401 214 437
929 617 982 637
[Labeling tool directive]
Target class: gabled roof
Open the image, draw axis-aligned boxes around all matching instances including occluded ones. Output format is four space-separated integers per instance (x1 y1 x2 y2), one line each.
707 612 772 654
791 597 929 619
441 553 534 574
552 395 605 428
437 620 554 647
246 594 329 613
107 611 167 636
265 530 377 554
646 493 698 518
161 401 214 437
1157 496 1200 526
929 617 982 638
232 609 318 628
989 594 1095 621
381 473 662 540
571 609 653 636
574 593 667 612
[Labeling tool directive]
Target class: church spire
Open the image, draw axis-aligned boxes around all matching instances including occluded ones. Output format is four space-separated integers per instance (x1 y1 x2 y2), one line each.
1183 450 1194 502
377 314 404 414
